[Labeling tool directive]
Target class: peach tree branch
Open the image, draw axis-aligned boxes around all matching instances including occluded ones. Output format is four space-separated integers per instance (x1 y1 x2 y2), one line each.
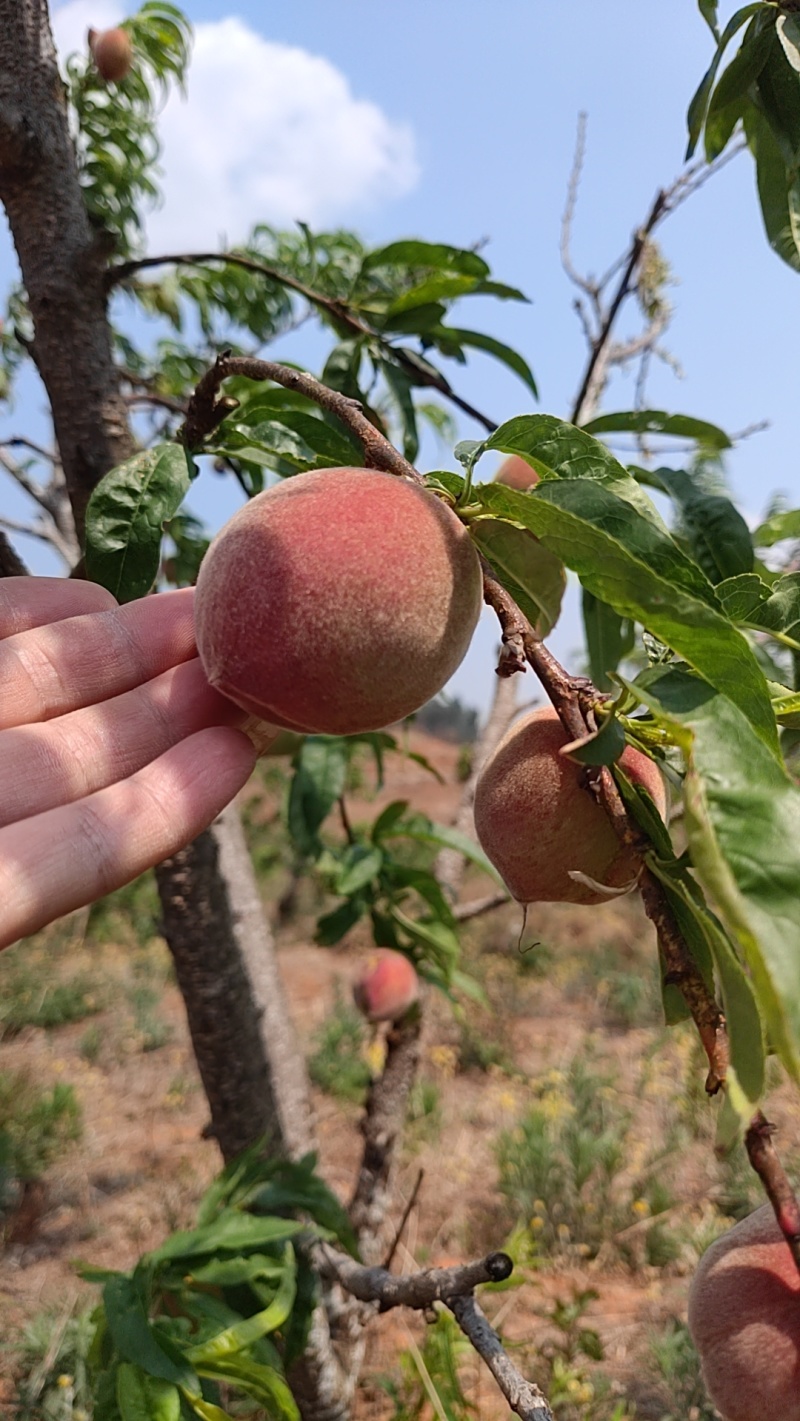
108 250 498 432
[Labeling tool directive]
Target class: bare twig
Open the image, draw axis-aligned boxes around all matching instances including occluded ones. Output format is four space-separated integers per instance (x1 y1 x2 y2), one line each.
316 1242 512 1311
124 390 188 417
746 1111 800 1276
316 1244 552 1421
570 187 668 426
453 890 510 922
381 1168 424 1271
183 353 423 482
560 114 596 302
0 434 57 462
108 250 498 432
448 1293 554 1421
348 1013 422 1262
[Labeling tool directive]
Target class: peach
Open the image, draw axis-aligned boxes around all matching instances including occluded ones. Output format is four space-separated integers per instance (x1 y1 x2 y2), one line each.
194 467 483 736
494 454 539 491
89 27 133 82
353 949 419 1023
472 706 666 905
688 1204 800 1421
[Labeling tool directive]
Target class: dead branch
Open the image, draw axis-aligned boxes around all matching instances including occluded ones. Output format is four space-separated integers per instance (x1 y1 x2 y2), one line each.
316 1245 553 1421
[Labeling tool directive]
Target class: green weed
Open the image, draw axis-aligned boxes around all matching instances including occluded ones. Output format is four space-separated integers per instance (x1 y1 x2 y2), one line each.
0 1072 81 1206
649 1317 717 1420
0 951 101 1038
308 996 370 1102
6 1303 95 1421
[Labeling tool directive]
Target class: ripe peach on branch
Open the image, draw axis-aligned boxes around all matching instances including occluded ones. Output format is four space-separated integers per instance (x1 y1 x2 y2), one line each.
688 1204 800 1421
194 466 482 736
88 26 134 82
473 706 666 905
494 454 539 491
353 949 419 1023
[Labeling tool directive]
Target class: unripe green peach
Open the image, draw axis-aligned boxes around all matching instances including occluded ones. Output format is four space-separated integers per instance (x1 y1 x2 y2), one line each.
89 26 133 82
353 949 419 1023
494 454 539 491
473 706 666 905
194 467 482 736
688 1204 800 1421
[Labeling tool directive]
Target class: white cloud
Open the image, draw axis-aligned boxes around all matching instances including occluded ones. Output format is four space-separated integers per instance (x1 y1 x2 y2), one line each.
52 5 419 249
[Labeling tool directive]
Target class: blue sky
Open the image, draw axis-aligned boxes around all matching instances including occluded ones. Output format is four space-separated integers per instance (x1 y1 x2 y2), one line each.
4 2 800 713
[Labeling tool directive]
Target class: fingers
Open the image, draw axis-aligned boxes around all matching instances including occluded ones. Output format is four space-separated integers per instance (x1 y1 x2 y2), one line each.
0 587 198 729
0 658 246 828
0 727 257 951
0 577 118 639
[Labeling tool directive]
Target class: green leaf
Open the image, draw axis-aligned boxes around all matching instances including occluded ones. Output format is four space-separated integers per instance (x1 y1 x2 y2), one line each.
188 1248 296 1364
334 844 384 896
315 897 366 946
686 3 764 157
360 240 490 278
562 714 628 767
746 101 800 271
194 1359 299 1421
705 23 772 159
716 571 771 622
117 1365 180 1421
473 477 778 754
777 14 800 72
379 359 419 462
252 1155 359 1257
698 0 720 39
470 517 565 637
583 410 731 450
486 414 671 531
430 327 538 398
371 799 411 841
385 274 484 315
85 445 193 602
180 1396 233 1421
756 24 800 165
642 466 754 583
147 1213 302 1267
582 591 635 691
188 1254 285 1288
103 1277 198 1388
633 665 800 1084
753 507 800 546
287 738 349 857
388 812 502 881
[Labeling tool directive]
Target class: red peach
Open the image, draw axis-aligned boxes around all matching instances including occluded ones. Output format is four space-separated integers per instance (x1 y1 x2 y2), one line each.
688 1204 800 1421
494 454 539 491
89 27 133 82
353 949 419 1023
473 706 666 906
194 467 483 736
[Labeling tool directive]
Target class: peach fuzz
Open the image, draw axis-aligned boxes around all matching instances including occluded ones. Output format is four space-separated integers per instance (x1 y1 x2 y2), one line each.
494 454 539 491
89 27 134 82
194 467 482 736
353 949 419 1023
473 706 666 906
688 1204 800 1421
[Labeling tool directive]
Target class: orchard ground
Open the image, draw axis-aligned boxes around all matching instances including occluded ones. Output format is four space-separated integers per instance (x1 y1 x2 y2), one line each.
2 723 796 1418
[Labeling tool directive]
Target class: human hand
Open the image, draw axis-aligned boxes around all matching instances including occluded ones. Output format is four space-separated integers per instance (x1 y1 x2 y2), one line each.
0 577 257 950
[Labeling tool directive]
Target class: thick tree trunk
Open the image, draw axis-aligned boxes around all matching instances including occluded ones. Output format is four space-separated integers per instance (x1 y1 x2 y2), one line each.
0 0 134 541
155 804 315 1163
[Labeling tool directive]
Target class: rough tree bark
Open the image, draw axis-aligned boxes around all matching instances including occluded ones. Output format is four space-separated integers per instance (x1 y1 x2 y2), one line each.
0 0 135 541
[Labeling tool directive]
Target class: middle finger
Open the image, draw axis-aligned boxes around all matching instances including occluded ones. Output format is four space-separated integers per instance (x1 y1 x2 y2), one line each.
0 657 243 828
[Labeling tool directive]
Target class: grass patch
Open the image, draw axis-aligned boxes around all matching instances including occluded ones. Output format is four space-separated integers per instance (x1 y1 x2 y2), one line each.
308 996 370 1102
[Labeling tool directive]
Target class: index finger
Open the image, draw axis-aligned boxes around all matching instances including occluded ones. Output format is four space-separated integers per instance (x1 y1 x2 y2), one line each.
0 576 118 637
0 587 200 729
